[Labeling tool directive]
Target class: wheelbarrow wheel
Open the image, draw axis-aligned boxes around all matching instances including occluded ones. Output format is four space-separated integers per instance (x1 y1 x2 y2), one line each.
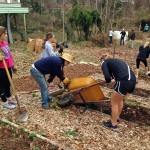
57 93 74 107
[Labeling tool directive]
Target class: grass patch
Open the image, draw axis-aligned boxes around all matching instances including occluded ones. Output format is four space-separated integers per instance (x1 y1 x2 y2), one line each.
124 98 142 106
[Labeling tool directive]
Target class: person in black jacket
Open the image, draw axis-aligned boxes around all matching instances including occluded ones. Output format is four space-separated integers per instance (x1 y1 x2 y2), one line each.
30 53 73 109
100 54 136 130
136 41 150 78
120 29 126 45
128 29 135 48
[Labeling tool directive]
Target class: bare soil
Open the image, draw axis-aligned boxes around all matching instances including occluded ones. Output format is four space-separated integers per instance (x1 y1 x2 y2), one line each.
0 121 58 150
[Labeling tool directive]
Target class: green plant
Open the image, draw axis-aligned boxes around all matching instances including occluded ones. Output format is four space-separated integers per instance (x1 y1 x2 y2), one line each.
39 132 47 137
28 132 36 141
33 147 40 150
124 98 142 106
65 130 77 137
7 117 13 122
67 5 101 40
32 92 38 97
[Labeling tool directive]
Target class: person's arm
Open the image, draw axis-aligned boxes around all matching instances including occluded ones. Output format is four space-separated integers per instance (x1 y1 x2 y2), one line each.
146 47 150 58
139 45 143 51
47 74 56 83
55 65 65 81
101 62 111 83
45 43 58 56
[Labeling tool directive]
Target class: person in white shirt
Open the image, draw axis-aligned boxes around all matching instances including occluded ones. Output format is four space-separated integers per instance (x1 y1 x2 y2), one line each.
109 29 114 45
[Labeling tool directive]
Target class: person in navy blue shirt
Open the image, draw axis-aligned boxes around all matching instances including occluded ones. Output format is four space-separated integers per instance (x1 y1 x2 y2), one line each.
30 53 73 109
136 41 150 78
100 54 136 130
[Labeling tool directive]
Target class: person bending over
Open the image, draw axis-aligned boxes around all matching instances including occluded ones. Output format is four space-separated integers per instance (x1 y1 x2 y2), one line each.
30 53 73 109
100 54 136 130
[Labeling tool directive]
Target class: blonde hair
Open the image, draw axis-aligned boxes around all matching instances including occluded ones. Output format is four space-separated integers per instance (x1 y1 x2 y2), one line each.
100 53 112 61
0 26 6 36
144 41 150 48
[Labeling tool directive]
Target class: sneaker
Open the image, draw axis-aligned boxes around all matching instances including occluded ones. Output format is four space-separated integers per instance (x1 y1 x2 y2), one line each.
3 103 16 110
8 99 17 105
42 105 50 109
103 121 117 130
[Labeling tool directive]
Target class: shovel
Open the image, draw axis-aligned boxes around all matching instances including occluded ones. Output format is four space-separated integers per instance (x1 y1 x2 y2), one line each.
2 58 28 122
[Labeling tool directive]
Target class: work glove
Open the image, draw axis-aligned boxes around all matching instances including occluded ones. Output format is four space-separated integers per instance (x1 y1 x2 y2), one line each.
63 78 70 85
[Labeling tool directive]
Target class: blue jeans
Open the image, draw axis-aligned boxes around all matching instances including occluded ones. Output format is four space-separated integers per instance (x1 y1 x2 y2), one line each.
120 36 125 45
30 67 52 107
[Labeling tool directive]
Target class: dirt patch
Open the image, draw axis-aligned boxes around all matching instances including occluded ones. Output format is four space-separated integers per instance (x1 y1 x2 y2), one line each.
13 64 100 92
0 121 58 150
80 102 150 126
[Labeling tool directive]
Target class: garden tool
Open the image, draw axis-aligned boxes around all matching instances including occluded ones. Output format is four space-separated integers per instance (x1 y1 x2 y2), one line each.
2 58 28 122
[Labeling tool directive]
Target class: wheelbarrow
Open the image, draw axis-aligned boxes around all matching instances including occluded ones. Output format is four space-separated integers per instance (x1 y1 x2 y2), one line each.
57 77 109 112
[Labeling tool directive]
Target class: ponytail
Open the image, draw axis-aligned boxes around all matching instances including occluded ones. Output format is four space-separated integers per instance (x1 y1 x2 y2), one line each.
42 32 53 49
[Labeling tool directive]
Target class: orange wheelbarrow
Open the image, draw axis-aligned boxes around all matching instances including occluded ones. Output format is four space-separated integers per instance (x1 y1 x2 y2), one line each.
57 77 109 112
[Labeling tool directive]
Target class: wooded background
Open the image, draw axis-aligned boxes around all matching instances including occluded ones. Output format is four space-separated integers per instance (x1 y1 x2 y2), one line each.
1 0 150 42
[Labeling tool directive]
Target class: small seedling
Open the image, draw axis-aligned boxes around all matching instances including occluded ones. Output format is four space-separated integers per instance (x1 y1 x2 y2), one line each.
39 132 47 137
28 132 36 141
65 130 77 137
32 92 38 97
7 117 13 122
33 147 40 150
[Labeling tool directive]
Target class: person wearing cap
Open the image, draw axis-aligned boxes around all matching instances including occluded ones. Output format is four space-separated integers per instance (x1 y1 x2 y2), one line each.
100 54 136 130
120 29 126 45
30 53 73 109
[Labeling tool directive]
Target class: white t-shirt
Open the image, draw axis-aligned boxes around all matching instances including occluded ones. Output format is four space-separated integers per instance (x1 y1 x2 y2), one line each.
109 30 114 37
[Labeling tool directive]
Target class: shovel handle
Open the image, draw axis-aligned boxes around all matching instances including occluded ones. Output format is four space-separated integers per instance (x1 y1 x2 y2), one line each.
2 58 21 110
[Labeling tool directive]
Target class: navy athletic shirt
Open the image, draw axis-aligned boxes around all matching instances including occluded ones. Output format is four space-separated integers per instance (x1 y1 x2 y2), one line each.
34 56 65 81
101 58 136 83
137 45 150 60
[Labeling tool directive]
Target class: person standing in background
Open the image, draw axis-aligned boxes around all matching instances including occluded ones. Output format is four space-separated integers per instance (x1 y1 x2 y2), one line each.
144 24 149 32
136 41 150 78
128 29 136 49
120 29 126 45
109 29 114 45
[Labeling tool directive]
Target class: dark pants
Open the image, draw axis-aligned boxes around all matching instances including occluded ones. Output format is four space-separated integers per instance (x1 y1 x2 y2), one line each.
120 36 125 45
109 36 113 44
0 68 12 102
136 58 147 68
